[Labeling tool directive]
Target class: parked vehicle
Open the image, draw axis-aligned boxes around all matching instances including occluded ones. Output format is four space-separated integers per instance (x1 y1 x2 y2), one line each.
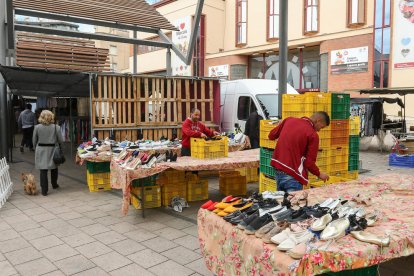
220 79 298 133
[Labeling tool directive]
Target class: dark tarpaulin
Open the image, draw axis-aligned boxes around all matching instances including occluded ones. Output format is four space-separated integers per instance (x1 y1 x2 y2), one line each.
351 97 405 108
359 88 414 96
0 65 90 97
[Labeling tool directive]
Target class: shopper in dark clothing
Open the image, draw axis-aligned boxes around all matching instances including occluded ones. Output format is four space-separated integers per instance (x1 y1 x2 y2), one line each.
18 103 36 152
244 110 263 149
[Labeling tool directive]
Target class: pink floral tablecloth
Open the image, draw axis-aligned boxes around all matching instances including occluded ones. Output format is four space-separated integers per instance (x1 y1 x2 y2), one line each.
198 174 414 276
110 149 260 214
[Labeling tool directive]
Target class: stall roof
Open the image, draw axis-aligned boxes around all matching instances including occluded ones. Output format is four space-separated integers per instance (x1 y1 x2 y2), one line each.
0 65 90 97
359 87 414 96
351 97 405 108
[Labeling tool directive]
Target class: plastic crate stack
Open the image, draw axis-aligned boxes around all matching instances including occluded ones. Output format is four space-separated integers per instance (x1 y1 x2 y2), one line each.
259 120 279 192
281 93 354 188
85 161 111 192
236 167 259 183
157 170 209 206
219 171 247 196
348 116 360 179
190 137 229 159
130 175 161 209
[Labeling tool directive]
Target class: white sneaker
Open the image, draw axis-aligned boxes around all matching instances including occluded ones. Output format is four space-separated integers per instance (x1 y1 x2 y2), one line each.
270 228 291 245
277 231 314 251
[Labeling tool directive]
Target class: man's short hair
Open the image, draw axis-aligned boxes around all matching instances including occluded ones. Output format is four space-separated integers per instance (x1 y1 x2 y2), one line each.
314 111 330 126
190 108 200 114
26 103 32 110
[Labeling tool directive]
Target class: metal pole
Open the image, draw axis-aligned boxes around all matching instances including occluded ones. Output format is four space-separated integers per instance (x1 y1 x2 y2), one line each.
278 0 288 119
166 48 172 76
0 0 10 159
133 31 137 74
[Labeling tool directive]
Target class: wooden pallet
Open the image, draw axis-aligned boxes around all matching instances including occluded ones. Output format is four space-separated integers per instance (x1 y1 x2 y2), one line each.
91 75 219 141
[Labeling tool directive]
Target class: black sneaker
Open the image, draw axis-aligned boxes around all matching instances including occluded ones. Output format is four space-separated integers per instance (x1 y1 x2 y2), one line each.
230 212 247 225
224 210 242 222
244 214 273 235
237 211 259 230
273 209 293 221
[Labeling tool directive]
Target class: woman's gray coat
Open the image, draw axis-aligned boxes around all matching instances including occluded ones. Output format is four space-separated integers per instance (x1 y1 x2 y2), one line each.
33 124 64 170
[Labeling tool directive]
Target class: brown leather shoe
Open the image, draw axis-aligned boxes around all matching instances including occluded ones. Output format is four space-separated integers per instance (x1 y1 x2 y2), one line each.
262 221 289 243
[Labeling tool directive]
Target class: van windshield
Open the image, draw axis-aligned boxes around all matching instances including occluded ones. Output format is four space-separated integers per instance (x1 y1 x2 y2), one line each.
256 94 279 118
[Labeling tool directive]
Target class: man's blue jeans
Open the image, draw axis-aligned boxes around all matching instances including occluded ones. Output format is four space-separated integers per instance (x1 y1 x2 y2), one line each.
275 171 303 192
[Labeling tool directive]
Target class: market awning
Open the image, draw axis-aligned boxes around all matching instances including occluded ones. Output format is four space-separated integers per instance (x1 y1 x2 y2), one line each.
351 97 405 108
358 87 414 96
0 65 90 97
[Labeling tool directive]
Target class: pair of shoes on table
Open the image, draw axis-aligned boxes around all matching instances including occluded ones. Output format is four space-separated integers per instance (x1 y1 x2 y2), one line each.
200 195 234 211
271 227 315 253
238 205 284 235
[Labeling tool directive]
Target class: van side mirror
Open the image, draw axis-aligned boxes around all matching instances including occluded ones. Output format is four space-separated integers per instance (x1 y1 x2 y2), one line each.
234 123 240 128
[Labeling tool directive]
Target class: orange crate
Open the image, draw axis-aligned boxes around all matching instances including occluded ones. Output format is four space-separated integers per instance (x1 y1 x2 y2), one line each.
187 179 208 202
259 173 276 192
331 120 350 139
131 185 161 209
219 175 246 196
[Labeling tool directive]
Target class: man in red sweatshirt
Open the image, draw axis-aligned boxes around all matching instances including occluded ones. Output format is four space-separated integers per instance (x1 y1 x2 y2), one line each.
268 112 330 192
181 108 220 156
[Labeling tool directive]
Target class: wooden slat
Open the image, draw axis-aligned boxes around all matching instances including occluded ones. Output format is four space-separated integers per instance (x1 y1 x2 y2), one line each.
166 79 171 123
122 77 126 125
176 79 181 123
194 80 198 115
117 77 122 126
201 80 206 122
185 80 190 119
92 81 96 126
127 77 131 125
209 80 214 124
108 76 113 125
97 77 102 125
144 78 149 123
137 78 141 127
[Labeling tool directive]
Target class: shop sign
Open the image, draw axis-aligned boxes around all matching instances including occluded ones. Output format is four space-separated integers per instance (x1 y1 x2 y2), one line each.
208 64 229 78
172 16 192 76
393 0 414 69
330 46 368 74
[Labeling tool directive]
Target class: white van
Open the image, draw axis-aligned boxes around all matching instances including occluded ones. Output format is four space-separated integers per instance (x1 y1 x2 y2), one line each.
220 79 298 133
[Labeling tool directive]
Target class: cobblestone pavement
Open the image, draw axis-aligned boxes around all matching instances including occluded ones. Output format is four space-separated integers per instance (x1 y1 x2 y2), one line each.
1 147 413 275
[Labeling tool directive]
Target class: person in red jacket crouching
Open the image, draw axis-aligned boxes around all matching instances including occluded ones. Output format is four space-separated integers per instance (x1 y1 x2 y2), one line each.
181 108 220 156
268 111 330 192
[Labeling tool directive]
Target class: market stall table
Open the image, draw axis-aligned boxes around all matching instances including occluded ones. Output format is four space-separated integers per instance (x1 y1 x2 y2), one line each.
110 149 260 215
198 174 414 275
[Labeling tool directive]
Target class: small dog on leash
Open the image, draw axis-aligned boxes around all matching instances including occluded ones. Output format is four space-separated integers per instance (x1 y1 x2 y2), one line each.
21 173 38 195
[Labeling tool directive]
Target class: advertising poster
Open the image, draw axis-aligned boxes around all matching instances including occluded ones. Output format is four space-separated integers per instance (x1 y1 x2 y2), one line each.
330 46 369 74
393 0 414 69
208 65 229 78
172 16 192 76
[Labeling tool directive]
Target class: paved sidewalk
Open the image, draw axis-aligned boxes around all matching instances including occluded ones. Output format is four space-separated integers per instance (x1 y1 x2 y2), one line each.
1 147 413 275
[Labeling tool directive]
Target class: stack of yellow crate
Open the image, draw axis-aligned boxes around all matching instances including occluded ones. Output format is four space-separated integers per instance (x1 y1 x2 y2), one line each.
219 171 247 196
158 170 187 206
236 167 259 183
130 176 161 210
258 120 279 192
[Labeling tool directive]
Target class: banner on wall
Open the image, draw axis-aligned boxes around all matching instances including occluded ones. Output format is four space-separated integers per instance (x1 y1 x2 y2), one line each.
208 65 229 78
172 16 192 76
393 0 414 69
330 46 369 74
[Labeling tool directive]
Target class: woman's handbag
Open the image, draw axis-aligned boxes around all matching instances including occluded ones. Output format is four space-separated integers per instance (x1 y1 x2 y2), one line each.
53 124 65 165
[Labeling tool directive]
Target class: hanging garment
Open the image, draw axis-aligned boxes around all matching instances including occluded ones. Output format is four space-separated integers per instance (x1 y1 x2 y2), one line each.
48 98 58 108
37 97 48 108
77 98 89 117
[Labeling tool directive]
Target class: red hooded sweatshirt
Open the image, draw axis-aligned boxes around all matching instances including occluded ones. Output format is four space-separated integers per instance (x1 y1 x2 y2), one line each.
268 117 320 185
181 118 215 149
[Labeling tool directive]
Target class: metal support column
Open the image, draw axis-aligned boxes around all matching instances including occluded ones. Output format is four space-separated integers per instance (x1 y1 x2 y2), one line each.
166 48 172 76
0 0 9 159
278 0 288 119
133 31 137 74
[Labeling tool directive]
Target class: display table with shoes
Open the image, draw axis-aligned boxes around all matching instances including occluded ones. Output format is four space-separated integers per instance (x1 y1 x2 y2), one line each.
110 149 260 215
198 174 414 275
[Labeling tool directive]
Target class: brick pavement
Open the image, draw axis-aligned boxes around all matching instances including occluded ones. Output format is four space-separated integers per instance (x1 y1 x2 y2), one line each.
1 148 413 275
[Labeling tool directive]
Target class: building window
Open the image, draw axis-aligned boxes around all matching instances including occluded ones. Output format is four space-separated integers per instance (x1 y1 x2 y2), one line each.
109 45 117 55
373 0 391 88
348 0 366 26
111 63 118 72
236 0 247 46
304 0 319 34
267 0 279 40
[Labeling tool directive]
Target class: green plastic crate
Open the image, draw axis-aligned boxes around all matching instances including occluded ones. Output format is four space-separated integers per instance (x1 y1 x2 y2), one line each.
260 148 275 178
348 153 359 171
131 175 157 188
86 161 111 174
349 135 360 155
331 93 350 120
323 265 378 276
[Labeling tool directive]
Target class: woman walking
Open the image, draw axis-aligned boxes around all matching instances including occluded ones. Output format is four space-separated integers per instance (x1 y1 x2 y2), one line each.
33 110 64 196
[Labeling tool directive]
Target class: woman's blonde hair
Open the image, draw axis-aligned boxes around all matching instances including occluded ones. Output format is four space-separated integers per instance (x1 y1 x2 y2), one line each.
38 110 55 125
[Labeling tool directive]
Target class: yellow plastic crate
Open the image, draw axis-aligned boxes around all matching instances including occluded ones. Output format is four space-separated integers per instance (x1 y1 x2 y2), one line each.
329 146 349 164
161 182 187 206
191 137 228 159
346 170 359 180
219 170 240 177
259 173 276 192
236 167 259 183
157 170 186 185
349 116 361 136
219 175 246 196
309 176 350 188
187 179 208 202
86 171 111 192
131 185 161 209
304 92 332 116
185 172 199 181
259 120 279 149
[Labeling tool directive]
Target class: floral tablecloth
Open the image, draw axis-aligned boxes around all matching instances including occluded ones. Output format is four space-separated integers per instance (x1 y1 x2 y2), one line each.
111 149 260 214
198 174 414 276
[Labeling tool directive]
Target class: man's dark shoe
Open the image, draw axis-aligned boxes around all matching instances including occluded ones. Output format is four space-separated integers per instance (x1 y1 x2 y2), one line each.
52 184 60 189
237 210 259 230
244 214 273 235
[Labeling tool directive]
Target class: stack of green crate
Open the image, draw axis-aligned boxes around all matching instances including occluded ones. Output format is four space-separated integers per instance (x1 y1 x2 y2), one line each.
331 93 350 120
348 135 360 171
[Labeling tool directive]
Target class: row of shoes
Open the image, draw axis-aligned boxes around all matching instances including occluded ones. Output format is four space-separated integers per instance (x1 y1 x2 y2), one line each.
115 149 178 169
201 193 388 260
